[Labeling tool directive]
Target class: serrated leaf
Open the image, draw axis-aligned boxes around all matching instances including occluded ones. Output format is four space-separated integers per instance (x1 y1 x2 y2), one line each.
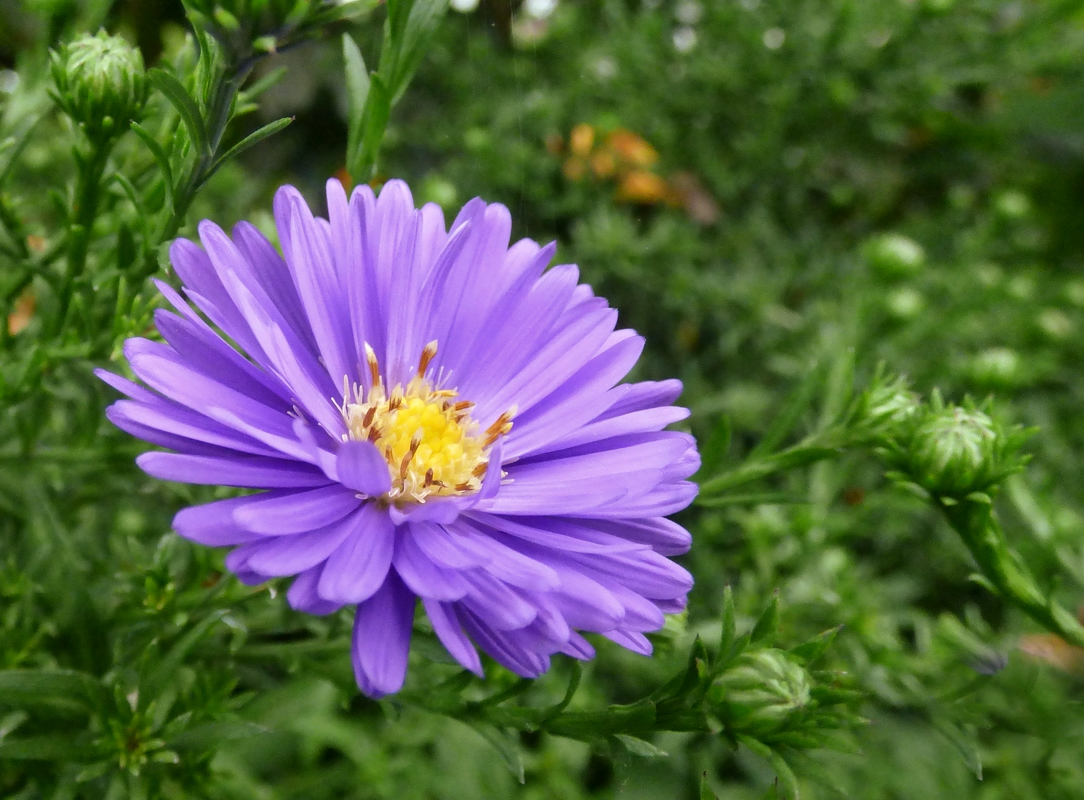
613 733 667 758
148 69 206 155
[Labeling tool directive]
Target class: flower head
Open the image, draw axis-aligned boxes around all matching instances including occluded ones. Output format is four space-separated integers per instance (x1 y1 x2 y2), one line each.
52 31 147 140
100 180 699 696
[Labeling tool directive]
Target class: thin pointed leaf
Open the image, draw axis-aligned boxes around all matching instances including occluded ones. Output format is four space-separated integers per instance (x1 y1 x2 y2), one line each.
130 122 174 202
738 736 800 800
212 117 293 173
700 773 721 800
719 586 738 665
789 626 841 665
472 724 525 784
0 669 103 715
148 69 207 155
750 593 780 644
750 363 827 459
343 33 371 167
697 413 731 479
698 493 807 508
352 73 391 180
613 733 668 758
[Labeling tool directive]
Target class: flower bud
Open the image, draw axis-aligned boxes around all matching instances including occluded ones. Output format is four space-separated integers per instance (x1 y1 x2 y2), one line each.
907 405 1002 497
710 649 811 737
185 0 318 53
854 374 921 445
864 232 925 279
52 31 147 139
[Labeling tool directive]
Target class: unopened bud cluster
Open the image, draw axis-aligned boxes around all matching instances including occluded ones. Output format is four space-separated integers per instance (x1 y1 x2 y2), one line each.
851 373 921 445
710 649 812 737
186 0 323 54
881 393 1031 500
52 31 147 140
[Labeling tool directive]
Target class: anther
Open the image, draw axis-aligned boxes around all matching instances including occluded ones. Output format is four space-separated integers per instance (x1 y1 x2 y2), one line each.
364 343 381 388
361 405 377 429
418 340 438 377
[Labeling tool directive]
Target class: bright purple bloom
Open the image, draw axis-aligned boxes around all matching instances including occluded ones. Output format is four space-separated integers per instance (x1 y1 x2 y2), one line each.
100 180 698 697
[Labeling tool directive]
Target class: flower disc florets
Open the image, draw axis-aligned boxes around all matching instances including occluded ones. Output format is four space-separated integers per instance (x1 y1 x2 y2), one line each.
100 179 699 698
342 342 512 504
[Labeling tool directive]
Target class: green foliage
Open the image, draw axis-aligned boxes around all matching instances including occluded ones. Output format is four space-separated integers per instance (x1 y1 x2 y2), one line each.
4 0 1084 798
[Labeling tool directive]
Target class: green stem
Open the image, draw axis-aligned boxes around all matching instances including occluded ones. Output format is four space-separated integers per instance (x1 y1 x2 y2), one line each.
942 498 1084 649
141 58 254 281
54 140 114 336
698 430 849 497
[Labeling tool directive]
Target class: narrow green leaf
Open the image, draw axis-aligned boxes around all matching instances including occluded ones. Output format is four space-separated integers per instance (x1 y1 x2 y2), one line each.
719 586 737 664
0 734 96 760
613 733 667 758
697 413 731 479
212 116 293 173
384 0 449 104
146 610 227 693
738 736 800 800
352 73 391 180
698 492 807 508
749 362 826 459
167 721 269 750
700 773 721 800
129 122 174 202
750 593 780 644
0 669 102 715
473 725 525 784
148 69 207 155
789 626 841 665
343 33 372 171
931 717 983 780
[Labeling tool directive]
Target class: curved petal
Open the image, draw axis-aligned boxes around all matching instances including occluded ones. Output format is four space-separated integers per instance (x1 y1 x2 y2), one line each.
352 571 416 697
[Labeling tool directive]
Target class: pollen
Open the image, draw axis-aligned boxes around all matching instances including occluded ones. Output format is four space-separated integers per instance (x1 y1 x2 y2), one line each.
341 341 513 504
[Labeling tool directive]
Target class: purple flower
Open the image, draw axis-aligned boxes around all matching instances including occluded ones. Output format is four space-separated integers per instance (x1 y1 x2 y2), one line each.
100 180 699 697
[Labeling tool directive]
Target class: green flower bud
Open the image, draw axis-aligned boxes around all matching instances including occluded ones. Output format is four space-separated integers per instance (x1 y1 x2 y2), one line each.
854 374 921 444
864 232 925 279
968 347 1022 388
185 0 319 53
710 650 811 737
902 399 1031 498
52 31 147 139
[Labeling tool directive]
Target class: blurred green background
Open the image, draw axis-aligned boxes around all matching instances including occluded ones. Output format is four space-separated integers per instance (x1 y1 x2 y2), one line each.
5 0 1084 797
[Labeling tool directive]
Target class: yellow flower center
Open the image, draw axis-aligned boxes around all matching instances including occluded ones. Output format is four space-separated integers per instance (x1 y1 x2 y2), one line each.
341 342 513 505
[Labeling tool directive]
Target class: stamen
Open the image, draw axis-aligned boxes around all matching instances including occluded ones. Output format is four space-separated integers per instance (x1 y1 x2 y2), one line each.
341 343 513 505
418 340 438 377
364 343 381 388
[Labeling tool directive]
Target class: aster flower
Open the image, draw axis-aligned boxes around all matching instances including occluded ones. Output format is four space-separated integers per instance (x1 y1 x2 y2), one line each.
100 179 699 697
